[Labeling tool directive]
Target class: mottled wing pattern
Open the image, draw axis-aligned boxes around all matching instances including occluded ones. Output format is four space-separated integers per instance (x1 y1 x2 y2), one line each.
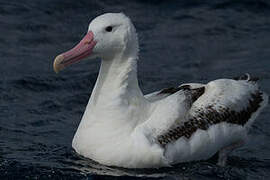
145 84 204 102
156 78 266 147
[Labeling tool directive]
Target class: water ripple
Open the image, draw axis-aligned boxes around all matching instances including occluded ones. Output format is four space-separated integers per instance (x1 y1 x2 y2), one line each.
0 0 269 179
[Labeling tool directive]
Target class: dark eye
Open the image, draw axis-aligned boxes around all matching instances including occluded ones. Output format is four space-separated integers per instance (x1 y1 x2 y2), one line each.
105 26 113 32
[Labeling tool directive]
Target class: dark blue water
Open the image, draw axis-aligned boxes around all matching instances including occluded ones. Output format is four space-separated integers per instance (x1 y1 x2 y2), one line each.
0 0 270 179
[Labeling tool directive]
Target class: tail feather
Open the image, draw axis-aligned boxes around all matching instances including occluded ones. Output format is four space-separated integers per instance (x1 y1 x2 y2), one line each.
233 73 259 82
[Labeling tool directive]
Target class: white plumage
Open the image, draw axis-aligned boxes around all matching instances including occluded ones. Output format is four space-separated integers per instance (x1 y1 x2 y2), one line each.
54 13 268 168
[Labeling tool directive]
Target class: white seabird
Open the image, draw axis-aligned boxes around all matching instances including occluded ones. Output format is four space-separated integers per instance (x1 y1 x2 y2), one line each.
53 13 268 168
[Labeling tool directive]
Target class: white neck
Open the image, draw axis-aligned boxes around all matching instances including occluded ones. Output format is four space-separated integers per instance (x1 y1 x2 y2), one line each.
80 48 150 130
90 55 144 106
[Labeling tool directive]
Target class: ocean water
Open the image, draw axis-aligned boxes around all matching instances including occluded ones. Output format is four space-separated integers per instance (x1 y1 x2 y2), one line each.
0 0 270 179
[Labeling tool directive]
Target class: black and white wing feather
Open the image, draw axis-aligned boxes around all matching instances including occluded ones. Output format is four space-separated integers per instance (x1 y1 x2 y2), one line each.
157 78 268 148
